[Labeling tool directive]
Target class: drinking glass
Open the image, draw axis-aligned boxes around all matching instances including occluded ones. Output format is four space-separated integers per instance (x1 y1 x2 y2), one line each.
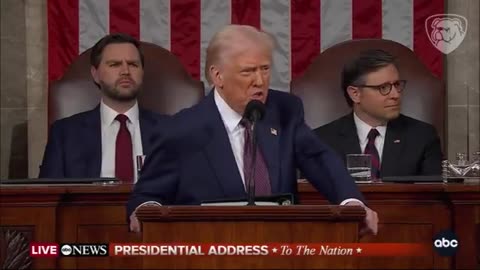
346 154 372 182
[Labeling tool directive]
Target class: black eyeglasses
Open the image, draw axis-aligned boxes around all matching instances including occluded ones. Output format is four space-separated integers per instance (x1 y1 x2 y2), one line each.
354 80 407 96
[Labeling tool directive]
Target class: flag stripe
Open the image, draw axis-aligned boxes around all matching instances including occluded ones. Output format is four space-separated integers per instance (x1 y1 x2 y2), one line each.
140 0 170 50
352 0 382 39
414 0 444 78
79 0 109 54
321 0 352 52
170 0 201 79
48 0 445 98
201 0 231 91
231 0 261 28
109 0 140 39
261 0 291 92
382 0 413 49
290 0 320 79
48 0 79 82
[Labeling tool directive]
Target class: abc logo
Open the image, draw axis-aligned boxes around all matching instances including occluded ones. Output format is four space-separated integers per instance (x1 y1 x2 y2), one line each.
61 244 73 256
433 230 459 256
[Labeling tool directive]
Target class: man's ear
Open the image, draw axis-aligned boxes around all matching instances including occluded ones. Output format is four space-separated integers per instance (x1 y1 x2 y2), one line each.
347 86 361 104
91 66 100 84
209 65 223 88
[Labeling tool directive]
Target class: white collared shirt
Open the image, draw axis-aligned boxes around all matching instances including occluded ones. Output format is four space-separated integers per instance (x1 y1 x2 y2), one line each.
353 112 387 162
100 100 143 183
213 89 248 187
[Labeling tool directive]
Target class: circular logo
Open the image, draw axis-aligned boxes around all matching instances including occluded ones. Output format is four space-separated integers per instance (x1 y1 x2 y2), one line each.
61 244 73 256
433 230 459 256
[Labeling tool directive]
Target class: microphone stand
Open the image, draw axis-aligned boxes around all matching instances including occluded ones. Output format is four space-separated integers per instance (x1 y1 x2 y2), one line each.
247 122 258 206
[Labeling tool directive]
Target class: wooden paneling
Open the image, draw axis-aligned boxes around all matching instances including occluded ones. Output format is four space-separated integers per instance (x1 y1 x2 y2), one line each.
0 207 57 269
0 227 33 269
1 182 479 269
448 185 480 270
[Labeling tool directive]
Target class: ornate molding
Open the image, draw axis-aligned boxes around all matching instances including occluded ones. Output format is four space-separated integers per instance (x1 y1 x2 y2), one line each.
0 228 32 269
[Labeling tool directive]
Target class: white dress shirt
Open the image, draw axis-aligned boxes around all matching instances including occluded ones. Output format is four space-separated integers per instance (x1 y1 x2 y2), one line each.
214 90 249 188
353 112 387 162
100 100 143 183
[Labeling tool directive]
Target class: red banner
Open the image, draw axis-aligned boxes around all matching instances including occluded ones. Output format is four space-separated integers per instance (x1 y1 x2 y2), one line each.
109 243 432 257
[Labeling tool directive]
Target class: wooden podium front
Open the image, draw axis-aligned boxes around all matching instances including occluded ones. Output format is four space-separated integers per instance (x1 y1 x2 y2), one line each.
135 205 365 269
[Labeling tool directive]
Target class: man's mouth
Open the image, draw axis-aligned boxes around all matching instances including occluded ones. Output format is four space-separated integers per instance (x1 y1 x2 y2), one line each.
385 104 400 109
118 79 134 86
252 91 264 99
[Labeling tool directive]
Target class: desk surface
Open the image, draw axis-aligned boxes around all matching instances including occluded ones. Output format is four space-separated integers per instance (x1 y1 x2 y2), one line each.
1 180 478 193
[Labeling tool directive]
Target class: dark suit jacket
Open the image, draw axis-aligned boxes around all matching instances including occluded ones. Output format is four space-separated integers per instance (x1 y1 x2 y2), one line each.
127 90 364 216
39 105 168 178
314 113 443 177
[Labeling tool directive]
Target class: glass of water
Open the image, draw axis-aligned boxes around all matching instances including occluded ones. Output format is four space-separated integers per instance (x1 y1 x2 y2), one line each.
346 154 372 182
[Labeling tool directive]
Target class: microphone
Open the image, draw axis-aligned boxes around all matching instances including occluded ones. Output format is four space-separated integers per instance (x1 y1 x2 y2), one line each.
243 100 266 123
242 100 266 206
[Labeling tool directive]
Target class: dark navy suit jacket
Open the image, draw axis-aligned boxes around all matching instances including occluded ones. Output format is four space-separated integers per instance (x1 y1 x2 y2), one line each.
314 113 443 177
127 90 364 216
39 105 167 178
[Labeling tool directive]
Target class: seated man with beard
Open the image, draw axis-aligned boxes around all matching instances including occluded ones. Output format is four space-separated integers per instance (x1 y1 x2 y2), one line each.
39 33 168 183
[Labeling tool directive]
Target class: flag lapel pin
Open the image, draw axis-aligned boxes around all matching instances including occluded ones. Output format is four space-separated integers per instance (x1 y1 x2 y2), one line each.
393 139 401 143
270 128 277 136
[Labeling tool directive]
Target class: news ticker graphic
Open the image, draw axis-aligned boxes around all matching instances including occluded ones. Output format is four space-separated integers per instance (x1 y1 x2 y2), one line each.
30 243 433 257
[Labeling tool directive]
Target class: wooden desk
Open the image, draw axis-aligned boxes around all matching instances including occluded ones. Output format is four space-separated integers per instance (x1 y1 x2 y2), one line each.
1 182 479 269
299 182 480 269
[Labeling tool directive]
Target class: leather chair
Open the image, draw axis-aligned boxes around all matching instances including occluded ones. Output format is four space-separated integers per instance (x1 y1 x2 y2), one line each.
291 39 445 148
48 42 204 126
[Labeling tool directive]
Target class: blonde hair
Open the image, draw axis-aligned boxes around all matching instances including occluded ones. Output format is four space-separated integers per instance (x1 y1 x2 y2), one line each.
204 24 275 84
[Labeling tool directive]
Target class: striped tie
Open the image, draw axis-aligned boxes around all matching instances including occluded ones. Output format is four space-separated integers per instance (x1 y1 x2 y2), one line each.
241 119 271 196
364 129 380 179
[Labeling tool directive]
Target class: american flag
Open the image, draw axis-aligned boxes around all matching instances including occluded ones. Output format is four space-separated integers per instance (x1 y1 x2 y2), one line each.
48 0 444 93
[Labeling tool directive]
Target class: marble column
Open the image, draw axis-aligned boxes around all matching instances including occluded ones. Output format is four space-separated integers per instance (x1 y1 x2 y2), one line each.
0 0 28 179
25 0 48 178
446 0 480 161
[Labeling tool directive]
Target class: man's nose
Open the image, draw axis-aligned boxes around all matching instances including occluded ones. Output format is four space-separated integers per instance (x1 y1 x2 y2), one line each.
253 71 264 86
120 62 130 75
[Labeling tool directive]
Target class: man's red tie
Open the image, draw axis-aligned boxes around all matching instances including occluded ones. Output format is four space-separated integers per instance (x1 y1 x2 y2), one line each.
364 129 380 179
241 119 271 196
115 114 133 183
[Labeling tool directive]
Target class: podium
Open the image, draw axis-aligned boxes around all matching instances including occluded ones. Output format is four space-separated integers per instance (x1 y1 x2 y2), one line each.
136 205 365 269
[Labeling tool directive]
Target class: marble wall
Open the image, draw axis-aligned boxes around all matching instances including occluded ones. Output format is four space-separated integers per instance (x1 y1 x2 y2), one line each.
447 0 480 162
1 0 28 178
25 0 48 179
0 0 478 179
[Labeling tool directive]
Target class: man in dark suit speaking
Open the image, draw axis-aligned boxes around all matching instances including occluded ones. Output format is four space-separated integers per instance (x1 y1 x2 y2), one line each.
128 25 378 234
315 49 442 178
39 34 167 183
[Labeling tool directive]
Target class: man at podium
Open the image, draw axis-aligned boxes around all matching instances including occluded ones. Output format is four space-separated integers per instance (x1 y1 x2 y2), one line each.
128 25 378 235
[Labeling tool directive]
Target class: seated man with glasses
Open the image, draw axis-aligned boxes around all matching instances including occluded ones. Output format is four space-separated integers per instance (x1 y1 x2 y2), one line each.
314 49 442 178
